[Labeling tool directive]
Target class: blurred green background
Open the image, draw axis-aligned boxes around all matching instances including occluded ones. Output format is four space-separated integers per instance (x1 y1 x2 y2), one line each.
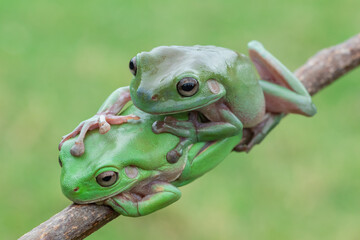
1 0 359 239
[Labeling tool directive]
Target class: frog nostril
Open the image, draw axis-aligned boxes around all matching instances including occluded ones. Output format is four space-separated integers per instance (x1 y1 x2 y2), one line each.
73 187 79 192
151 94 159 101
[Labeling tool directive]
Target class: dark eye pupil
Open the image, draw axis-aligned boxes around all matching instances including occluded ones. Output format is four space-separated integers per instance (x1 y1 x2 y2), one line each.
103 176 112 182
96 171 118 187
181 83 195 91
177 77 199 97
129 60 134 70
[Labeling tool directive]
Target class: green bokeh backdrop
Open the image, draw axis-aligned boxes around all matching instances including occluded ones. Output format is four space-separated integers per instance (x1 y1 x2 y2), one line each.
1 0 359 239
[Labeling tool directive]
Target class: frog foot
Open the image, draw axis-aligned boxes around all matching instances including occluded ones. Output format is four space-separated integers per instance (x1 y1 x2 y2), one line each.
105 192 142 217
234 113 283 152
105 182 181 217
165 138 194 163
59 114 140 157
152 115 197 163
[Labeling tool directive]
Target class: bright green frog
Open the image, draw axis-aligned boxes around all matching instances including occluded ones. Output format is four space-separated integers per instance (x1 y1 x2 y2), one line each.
59 41 316 162
60 105 241 217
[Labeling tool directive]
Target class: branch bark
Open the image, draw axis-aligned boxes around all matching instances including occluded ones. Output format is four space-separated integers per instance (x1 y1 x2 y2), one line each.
295 34 360 96
19 33 360 240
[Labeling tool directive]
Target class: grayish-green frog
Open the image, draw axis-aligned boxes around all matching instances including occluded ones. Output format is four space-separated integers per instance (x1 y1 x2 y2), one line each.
59 41 316 163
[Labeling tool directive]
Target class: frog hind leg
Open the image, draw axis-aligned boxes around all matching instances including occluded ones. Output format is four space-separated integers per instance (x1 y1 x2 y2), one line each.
248 40 317 117
235 41 317 152
105 182 181 217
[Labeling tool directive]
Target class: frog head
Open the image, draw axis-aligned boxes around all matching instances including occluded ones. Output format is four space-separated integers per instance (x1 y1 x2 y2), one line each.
129 45 240 114
60 106 187 204
60 145 151 204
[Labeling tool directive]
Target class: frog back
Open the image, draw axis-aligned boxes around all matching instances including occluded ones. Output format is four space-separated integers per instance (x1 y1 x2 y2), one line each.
222 52 265 127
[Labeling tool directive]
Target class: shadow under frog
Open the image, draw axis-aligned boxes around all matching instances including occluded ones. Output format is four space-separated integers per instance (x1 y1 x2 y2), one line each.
59 105 242 217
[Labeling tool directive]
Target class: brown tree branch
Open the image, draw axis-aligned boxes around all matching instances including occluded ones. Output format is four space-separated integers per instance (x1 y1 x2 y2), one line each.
296 33 360 95
19 33 360 240
19 204 119 240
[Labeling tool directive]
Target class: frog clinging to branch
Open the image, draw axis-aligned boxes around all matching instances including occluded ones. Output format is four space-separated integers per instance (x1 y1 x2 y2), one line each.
59 41 316 162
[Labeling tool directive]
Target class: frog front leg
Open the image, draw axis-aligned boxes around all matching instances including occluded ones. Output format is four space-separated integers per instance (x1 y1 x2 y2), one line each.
105 182 181 217
59 86 139 156
153 106 243 163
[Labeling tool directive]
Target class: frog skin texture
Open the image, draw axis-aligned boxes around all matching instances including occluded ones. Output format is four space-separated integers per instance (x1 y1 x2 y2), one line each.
59 41 316 164
60 106 242 217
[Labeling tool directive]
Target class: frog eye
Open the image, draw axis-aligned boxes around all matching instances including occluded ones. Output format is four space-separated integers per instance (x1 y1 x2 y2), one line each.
96 171 119 187
129 57 137 76
177 77 199 97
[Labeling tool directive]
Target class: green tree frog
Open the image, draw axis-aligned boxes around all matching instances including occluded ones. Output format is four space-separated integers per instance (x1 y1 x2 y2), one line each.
59 41 316 162
60 105 242 217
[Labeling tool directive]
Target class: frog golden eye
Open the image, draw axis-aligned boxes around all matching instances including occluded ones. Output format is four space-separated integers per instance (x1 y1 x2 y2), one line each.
96 171 118 187
129 57 137 76
177 77 199 97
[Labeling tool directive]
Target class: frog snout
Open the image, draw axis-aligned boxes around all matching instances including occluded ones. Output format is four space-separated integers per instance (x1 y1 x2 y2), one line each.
61 178 81 200
151 94 159 101
136 88 154 101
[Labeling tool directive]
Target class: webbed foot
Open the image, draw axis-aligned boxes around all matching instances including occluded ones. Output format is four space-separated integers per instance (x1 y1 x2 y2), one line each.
234 113 283 153
105 182 181 217
59 114 140 156
105 192 142 217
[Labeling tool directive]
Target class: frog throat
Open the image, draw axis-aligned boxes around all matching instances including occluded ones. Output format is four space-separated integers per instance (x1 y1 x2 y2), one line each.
71 180 137 204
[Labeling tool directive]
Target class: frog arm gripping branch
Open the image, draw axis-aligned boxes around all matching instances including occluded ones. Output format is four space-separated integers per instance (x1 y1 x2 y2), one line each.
105 182 181 217
58 86 139 156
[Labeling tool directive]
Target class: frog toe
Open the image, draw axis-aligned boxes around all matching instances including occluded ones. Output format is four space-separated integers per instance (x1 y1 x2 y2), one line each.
70 141 85 157
152 120 166 134
166 149 182 163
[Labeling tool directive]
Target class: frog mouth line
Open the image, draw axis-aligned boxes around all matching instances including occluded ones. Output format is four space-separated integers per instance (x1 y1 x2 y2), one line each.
71 181 136 204
136 96 223 115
